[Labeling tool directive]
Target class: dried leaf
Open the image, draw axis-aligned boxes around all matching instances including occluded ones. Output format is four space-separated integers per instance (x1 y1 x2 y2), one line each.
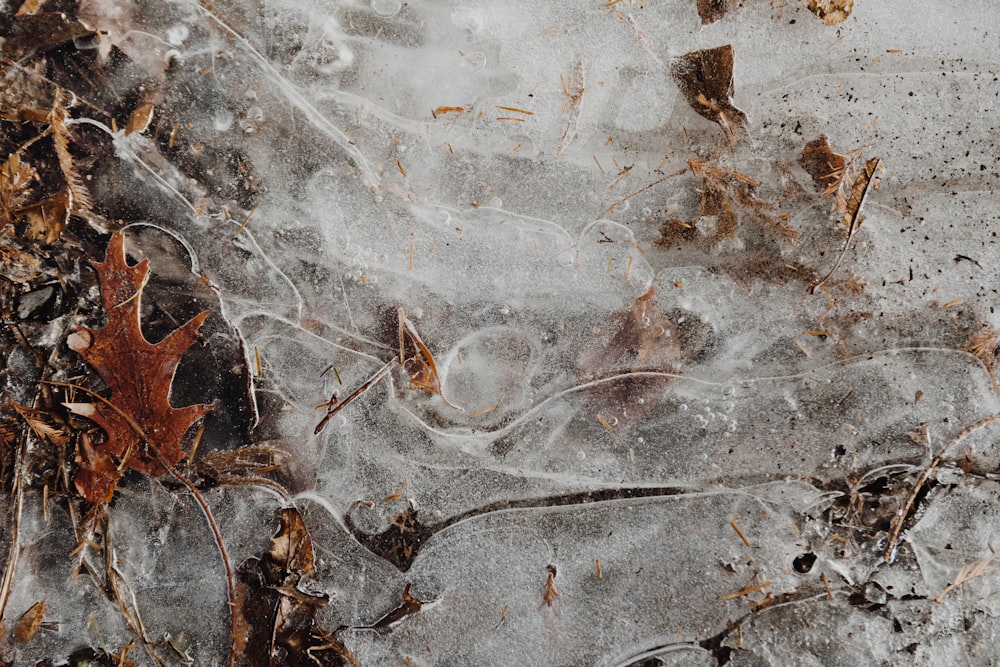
810 157 884 293
65 231 214 503
576 287 683 425
13 600 45 644
236 508 355 666
125 99 155 136
17 187 70 244
799 135 845 192
701 184 739 242
397 309 461 409
671 45 747 139
696 0 732 24
15 0 48 15
542 565 559 607
0 152 36 229
800 0 853 25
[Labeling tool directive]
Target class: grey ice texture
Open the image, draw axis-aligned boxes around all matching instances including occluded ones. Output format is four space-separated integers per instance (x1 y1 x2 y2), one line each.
11 0 1000 664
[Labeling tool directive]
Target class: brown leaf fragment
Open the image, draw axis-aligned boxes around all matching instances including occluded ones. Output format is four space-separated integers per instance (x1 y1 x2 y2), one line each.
800 0 853 25
397 309 461 409
800 135 845 192
269 507 316 578
236 508 354 666
13 600 45 643
696 0 731 24
0 153 36 229
15 0 48 15
542 565 559 607
701 184 739 242
810 157 884 293
64 231 214 503
17 187 70 244
576 287 683 425
125 99 155 136
671 45 747 139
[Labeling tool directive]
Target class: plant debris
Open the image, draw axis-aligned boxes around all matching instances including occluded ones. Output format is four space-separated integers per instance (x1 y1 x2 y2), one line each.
671 45 747 140
810 157 884 293
696 0 733 24
799 0 853 25
799 135 846 193
235 507 355 666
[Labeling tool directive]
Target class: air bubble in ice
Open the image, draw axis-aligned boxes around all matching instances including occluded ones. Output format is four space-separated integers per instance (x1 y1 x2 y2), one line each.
679 404 688 411
452 6 485 34
166 25 189 46
694 414 708 427
557 251 575 267
214 110 234 132
371 0 401 17
576 450 586 460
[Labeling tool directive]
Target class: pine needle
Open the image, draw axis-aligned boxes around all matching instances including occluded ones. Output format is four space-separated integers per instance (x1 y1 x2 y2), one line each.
49 89 93 214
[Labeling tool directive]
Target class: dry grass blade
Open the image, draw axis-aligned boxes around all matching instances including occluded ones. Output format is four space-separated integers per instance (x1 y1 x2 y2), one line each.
935 548 1000 603
315 358 397 434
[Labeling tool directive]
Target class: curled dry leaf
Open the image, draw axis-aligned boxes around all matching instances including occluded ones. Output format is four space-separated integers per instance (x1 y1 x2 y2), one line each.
671 45 747 140
65 231 215 503
398 308 461 410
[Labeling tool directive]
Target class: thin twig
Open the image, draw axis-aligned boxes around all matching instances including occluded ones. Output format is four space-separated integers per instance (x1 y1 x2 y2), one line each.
315 358 397 434
598 166 688 219
155 452 237 667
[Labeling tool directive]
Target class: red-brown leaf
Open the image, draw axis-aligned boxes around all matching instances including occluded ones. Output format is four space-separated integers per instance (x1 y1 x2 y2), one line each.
65 231 214 503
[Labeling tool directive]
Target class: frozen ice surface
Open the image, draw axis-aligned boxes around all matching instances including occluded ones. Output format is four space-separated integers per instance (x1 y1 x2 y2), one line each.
7 0 1000 664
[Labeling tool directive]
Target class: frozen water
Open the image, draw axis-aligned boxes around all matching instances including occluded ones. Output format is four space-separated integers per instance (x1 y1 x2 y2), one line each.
6 0 1000 664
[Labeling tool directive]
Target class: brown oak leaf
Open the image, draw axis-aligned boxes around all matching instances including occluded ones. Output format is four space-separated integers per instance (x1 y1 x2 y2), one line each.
65 231 214 504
